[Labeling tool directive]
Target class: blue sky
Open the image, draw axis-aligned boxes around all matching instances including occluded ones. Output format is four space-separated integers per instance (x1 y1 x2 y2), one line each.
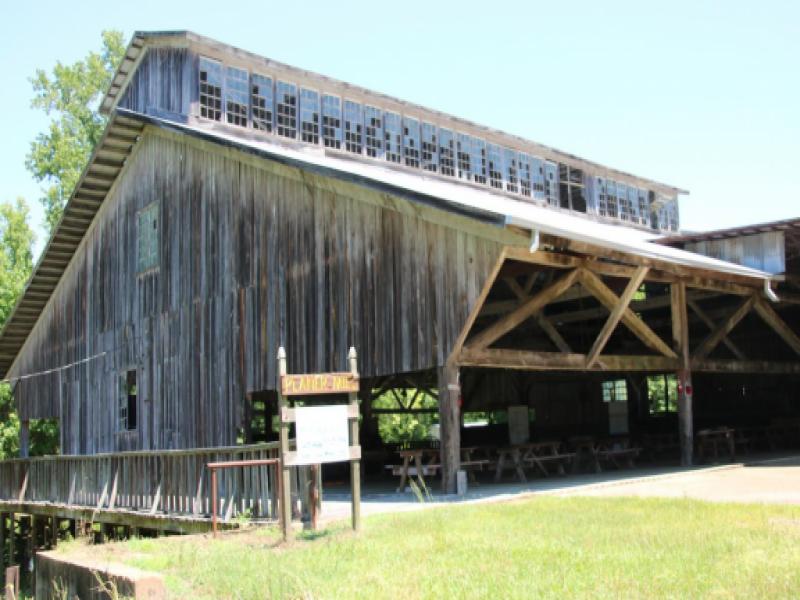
1 0 798 257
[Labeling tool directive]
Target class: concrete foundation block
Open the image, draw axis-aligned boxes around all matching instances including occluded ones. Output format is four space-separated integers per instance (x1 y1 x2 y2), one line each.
35 551 165 599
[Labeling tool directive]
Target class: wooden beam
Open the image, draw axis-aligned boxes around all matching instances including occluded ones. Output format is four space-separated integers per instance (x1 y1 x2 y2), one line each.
586 267 649 367
693 295 756 360
468 268 582 350
691 358 800 374
535 314 572 353
459 347 680 372
448 250 507 365
577 269 677 358
503 246 762 297
504 276 572 352
687 299 746 360
752 297 800 357
503 277 527 301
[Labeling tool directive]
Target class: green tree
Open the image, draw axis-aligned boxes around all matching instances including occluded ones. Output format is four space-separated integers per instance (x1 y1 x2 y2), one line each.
26 30 126 232
0 199 35 458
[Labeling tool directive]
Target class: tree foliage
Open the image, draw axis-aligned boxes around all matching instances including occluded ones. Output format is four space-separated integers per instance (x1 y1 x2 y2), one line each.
0 199 35 458
26 30 126 232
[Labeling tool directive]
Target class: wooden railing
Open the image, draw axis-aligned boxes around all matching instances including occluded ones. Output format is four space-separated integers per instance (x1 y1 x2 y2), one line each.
0 443 311 522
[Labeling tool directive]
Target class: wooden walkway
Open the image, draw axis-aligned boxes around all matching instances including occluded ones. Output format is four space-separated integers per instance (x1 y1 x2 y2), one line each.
0 443 311 532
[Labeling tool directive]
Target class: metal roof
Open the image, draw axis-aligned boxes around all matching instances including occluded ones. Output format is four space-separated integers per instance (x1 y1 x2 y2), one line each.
657 217 800 245
135 112 769 280
0 108 772 380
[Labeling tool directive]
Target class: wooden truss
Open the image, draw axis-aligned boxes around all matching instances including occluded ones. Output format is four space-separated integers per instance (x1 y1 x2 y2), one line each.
454 245 800 375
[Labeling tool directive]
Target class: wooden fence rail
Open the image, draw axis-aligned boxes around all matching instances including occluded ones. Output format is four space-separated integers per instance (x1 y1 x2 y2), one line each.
0 443 310 523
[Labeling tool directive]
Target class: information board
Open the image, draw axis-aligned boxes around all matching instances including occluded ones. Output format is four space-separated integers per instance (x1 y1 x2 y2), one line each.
293 404 351 465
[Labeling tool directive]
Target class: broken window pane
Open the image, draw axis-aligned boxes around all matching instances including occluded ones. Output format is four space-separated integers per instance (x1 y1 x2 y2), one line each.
456 133 472 181
421 122 438 172
627 186 640 223
637 189 650 226
518 153 532 198
276 81 297 139
606 181 619 217
544 162 559 206
251 73 274 132
487 144 504 189
344 100 363 154
300 88 320 144
364 105 383 158
322 94 342 149
384 111 402 163
402 116 421 168
471 138 487 184
618 183 631 221
532 157 545 202
225 66 248 127
199 57 223 121
438 128 455 176
504 148 518 194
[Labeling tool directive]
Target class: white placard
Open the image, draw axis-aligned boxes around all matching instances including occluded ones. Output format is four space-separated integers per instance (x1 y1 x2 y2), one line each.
507 405 530 445
294 404 350 465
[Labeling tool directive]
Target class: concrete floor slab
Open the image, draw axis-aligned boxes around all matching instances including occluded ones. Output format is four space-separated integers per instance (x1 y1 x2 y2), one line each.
319 454 800 523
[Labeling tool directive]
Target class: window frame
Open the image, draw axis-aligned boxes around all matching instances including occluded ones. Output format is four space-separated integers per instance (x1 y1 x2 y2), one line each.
136 202 160 274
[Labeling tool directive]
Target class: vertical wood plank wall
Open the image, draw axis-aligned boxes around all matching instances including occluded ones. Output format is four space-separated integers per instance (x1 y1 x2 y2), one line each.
10 131 503 454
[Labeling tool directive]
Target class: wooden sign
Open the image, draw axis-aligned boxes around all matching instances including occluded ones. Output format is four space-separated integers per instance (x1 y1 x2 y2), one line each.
280 372 359 396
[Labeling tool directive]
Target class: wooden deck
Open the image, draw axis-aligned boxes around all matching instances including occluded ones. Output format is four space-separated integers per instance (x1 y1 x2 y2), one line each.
0 443 311 532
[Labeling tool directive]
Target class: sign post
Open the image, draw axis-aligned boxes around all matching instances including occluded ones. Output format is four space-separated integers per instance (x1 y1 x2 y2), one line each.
276 346 362 541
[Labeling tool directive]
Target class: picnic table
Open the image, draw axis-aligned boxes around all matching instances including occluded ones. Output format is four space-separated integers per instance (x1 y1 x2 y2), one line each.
494 441 575 482
388 447 492 492
641 432 680 461
696 427 736 463
596 437 641 470
568 437 601 473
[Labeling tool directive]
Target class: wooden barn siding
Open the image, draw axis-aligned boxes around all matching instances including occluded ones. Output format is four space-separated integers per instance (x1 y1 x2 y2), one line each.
117 47 195 118
11 130 503 454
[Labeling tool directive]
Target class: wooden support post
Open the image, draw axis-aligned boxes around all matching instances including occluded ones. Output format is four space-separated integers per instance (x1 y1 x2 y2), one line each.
0 513 5 569
277 347 292 542
8 514 14 567
671 282 693 466
438 365 461 494
348 347 361 532
19 422 29 459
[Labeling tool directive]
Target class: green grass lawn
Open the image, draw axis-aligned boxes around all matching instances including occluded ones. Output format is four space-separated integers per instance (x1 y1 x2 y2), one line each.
61 496 800 599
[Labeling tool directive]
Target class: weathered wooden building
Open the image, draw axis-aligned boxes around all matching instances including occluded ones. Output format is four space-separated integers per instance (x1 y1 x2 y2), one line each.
0 31 798 501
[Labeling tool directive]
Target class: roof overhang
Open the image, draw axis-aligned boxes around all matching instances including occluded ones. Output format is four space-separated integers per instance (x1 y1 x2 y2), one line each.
0 113 145 378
